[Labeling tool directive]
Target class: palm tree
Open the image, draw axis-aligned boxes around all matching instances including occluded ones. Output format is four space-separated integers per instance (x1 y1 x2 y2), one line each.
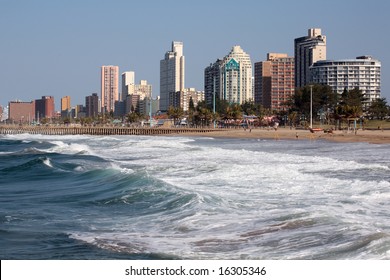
167 106 184 126
288 111 298 127
126 112 140 124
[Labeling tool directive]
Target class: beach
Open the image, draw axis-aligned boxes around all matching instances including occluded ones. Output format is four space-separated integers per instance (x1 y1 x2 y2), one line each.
1 125 390 144
181 127 390 144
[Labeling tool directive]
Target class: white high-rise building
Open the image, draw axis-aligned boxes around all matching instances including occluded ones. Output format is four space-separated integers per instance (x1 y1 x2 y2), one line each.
160 41 185 111
221 46 253 104
310 56 381 107
295 28 326 88
121 71 135 101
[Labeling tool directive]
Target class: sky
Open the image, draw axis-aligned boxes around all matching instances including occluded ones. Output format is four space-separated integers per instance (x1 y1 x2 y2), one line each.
1 0 389 110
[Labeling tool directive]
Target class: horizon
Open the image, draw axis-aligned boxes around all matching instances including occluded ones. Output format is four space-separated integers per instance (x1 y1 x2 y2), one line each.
1 0 389 110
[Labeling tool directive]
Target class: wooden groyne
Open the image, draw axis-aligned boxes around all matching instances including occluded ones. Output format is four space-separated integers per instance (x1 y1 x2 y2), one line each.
0 125 222 136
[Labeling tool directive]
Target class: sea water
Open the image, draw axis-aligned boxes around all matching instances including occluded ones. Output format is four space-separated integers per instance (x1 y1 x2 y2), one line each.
0 134 389 259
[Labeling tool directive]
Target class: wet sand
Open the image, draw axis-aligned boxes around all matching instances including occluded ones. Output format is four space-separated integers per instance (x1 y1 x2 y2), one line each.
182 127 390 144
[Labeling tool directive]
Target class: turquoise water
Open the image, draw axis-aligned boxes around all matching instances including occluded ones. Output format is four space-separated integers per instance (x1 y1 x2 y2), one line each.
1 134 389 259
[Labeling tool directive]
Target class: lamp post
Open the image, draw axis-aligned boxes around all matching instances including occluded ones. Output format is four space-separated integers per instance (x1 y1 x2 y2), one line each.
149 97 154 127
310 85 313 128
213 77 216 128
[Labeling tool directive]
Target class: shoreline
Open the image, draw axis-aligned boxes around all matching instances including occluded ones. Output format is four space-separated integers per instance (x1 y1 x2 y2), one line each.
1 125 390 144
180 127 390 145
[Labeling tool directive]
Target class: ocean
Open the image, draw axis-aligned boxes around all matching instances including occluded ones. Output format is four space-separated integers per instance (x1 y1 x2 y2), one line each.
0 133 389 260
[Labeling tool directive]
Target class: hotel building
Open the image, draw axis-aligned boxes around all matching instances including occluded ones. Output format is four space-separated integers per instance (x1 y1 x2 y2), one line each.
221 46 253 104
205 46 252 106
254 53 295 111
295 28 326 88
160 41 185 111
310 56 381 106
101 65 119 113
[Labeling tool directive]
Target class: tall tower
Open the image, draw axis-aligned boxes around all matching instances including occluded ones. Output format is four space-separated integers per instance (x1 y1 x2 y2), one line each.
221 46 253 104
160 41 185 111
61 96 71 118
254 53 295 111
85 93 99 118
294 28 326 88
121 71 135 101
204 59 223 107
101 65 119 113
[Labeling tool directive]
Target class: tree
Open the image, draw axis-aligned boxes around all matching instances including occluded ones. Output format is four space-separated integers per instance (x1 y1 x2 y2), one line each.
189 97 195 112
126 112 140 123
340 87 366 109
289 84 337 117
367 98 389 120
336 88 366 120
167 106 184 125
241 101 256 116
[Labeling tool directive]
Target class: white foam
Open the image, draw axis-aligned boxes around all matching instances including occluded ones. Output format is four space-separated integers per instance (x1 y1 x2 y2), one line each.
47 141 94 155
43 157 53 168
7 134 389 259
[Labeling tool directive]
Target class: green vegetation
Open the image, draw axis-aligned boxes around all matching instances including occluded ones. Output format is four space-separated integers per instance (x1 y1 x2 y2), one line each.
45 84 389 129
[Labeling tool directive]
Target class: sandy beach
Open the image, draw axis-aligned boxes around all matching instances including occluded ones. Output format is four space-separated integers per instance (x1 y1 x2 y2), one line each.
182 127 390 144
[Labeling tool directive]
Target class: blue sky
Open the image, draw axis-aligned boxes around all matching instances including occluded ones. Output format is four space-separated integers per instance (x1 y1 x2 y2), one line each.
1 0 389 110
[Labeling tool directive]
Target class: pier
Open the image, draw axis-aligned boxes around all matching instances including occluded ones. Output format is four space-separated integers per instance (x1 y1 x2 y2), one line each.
0 125 223 136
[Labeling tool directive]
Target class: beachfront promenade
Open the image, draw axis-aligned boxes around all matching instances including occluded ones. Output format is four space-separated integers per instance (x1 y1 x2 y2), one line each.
0 125 222 136
2 125 390 144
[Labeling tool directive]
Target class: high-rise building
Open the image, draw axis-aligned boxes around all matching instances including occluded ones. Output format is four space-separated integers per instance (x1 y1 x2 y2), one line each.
204 59 223 107
125 94 141 113
221 46 253 104
168 88 204 112
121 71 135 101
85 93 99 118
310 56 381 107
8 101 35 123
35 96 55 120
254 53 295 111
204 46 252 106
160 41 185 111
75 105 85 118
101 65 119 113
295 28 326 88
134 80 152 100
61 96 71 118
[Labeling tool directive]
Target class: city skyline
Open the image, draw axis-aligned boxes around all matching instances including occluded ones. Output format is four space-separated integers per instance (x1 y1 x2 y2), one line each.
1 0 389 109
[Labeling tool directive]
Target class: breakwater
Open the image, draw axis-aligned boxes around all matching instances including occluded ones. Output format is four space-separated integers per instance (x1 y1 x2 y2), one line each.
0 126 222 136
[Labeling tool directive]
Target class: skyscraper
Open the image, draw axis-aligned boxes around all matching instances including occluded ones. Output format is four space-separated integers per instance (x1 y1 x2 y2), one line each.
204 59 223 107
254 53 295 111
85 93 99 118
101 65 119 113
121 71 135 101
204 46 253 106
294 28 326 88
61 96 71 118
221 46 253 104
160 41 185 111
